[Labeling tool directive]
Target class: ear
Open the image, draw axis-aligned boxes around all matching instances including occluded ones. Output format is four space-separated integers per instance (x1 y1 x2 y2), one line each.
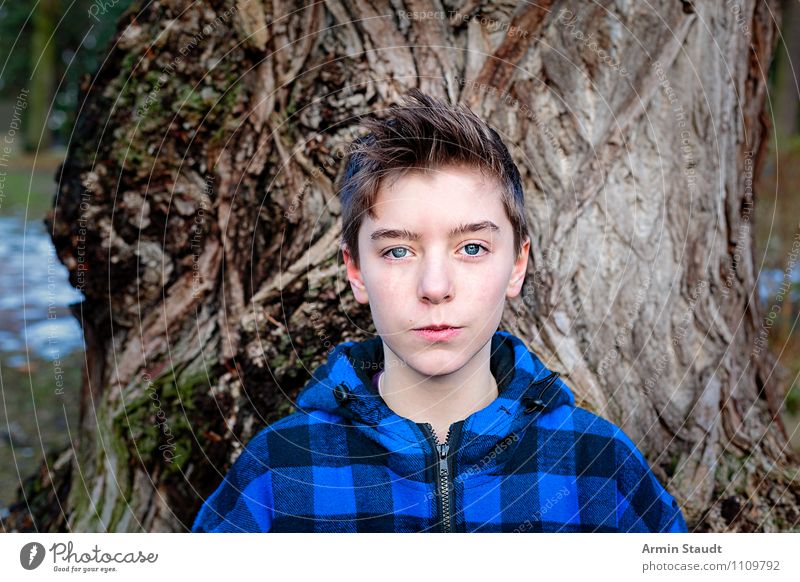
506 235 531 299
342 243 370 304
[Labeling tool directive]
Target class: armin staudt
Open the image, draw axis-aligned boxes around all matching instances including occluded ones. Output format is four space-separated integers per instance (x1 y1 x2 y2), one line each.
642 544 723 554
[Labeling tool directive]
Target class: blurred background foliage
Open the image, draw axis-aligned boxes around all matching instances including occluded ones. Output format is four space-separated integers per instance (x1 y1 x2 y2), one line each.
0 0 133 148
0 0 135 514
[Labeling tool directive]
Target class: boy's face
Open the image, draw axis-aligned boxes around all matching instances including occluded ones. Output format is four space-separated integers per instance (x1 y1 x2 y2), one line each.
342 163 530 378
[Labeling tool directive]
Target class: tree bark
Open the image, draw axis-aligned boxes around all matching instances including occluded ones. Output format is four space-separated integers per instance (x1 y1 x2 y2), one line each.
4 0 797 532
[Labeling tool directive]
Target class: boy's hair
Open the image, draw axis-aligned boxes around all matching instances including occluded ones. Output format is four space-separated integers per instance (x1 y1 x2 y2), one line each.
338 88 530 269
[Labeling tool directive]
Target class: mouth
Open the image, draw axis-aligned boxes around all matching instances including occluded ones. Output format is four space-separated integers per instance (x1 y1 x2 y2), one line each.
411 325 463 342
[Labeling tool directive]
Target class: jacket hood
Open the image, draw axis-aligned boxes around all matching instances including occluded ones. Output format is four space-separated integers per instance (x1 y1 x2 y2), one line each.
295 330 575 430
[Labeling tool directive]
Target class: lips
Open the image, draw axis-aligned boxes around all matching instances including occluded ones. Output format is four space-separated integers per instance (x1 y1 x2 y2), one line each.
411 325 463 342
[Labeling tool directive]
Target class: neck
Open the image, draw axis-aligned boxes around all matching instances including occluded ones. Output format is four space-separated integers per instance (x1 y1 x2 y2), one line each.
377 339 499 442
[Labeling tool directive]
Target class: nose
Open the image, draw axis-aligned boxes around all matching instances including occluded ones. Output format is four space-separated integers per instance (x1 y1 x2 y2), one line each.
418 252 454 304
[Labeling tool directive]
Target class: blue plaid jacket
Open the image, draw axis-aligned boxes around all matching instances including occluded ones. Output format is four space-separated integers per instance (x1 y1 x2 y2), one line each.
192 330 688 532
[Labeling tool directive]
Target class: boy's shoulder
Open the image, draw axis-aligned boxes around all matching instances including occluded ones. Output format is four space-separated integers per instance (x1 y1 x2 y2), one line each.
547 402 668 479
190 408 347 532
233 407 345 460
562 405 687 532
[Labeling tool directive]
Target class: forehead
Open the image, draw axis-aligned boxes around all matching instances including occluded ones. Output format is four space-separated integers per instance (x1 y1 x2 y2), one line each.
383 163 500 194
364 167 509 242
368 164 507 226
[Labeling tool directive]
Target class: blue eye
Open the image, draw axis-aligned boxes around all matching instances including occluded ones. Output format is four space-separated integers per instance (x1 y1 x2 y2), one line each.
384 247 409 259
463 243 486 256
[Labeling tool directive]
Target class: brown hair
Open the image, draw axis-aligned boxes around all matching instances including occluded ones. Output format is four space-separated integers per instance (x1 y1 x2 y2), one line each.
338 88 530 269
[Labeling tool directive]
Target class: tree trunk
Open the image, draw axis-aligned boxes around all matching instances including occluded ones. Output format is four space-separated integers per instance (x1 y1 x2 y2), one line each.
5 0 797 532
26 0 58 151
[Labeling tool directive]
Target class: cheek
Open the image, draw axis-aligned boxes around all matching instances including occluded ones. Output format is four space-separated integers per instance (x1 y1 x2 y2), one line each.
371 270 405 300
364 270 405 317
462 264 510 297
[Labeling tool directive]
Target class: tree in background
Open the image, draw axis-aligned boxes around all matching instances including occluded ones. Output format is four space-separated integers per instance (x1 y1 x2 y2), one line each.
3 0 798 532
0 0 132 149
27 0 58 151
772 0 799 138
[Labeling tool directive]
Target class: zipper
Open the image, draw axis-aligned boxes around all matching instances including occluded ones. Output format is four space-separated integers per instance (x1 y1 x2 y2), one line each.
422 423 454 533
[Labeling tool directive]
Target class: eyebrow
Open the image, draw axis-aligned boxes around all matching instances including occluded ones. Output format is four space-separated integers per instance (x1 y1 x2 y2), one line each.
369 220 500 242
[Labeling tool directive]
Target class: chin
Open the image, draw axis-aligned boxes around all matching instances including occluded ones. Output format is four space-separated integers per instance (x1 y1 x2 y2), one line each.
401 349 468 378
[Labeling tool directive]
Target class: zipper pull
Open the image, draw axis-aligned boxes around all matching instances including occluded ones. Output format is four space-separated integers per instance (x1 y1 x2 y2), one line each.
437 443 449 472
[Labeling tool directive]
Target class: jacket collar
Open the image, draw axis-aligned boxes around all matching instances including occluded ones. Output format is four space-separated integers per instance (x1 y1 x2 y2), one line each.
295 330 574 431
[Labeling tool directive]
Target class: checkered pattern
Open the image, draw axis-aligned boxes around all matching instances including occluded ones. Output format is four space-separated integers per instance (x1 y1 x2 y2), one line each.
192 330 688 532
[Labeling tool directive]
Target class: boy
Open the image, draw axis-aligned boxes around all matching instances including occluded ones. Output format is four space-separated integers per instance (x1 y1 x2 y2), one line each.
192 89 688 533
